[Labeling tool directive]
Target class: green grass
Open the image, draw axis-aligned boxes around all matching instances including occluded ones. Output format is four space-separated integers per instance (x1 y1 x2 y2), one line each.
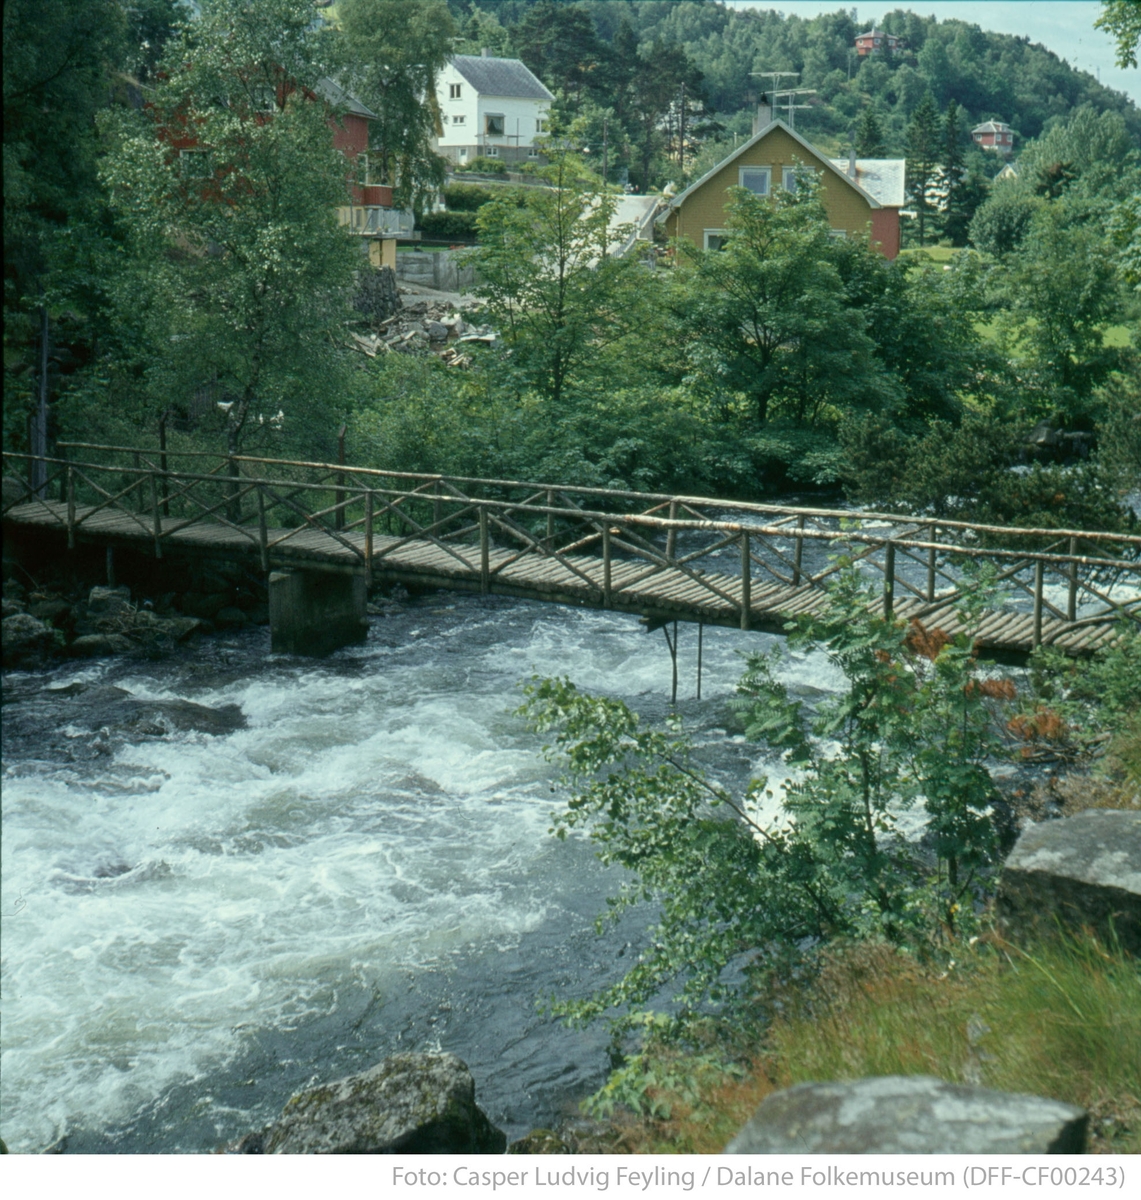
900 244 959 263
607 934 1141 1154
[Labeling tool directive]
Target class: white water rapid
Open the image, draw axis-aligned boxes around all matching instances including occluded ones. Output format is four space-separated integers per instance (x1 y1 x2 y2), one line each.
3 591 837 1153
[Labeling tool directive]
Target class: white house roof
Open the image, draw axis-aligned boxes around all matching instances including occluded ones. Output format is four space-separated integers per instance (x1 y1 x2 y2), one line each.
665 118 884 213
450 55 554 101
857 27 898 38
827 157 906 207
972 121 1012 133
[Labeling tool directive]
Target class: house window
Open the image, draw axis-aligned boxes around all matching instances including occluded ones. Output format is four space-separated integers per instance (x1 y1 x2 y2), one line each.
486 145 499 157
485 113 505 137
452 114 465 125
704 230 729 250
449 83 462 99
251 83 277 113
528 147 540 158
782 167 799 193
179 149 211 178
536 117 548 133
738 167 771 195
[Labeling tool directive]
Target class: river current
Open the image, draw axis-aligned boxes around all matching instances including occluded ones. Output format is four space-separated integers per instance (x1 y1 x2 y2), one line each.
2 590 846 1153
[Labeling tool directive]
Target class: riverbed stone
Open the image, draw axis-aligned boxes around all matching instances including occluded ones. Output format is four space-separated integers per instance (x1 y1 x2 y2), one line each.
3 612 57 667
723 1076 1088 1154
69 633 134 657
262 1052 506 1154
998 810 1141 954
507 1129 572 1154
87 585 133 616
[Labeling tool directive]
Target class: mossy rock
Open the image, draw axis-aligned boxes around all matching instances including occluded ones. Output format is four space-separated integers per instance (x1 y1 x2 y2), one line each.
263 1052 506 1154
507 1128 571 1154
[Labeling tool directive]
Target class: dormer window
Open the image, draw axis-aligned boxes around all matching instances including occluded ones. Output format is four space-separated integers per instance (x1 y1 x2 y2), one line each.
449 83 462 99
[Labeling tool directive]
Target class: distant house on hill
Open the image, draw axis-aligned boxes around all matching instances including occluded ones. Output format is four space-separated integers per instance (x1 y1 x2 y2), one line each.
435 52 554 166
855 27 903 56
660 114 905 259
971 120 1015 156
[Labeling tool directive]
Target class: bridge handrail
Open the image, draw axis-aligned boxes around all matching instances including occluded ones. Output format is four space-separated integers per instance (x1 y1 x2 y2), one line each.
5 451 1140 573
33 444 1141 551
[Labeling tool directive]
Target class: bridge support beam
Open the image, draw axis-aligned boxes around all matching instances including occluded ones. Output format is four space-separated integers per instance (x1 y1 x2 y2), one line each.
269 569 368 656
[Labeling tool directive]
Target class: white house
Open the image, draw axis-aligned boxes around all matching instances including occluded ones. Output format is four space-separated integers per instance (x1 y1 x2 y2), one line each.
435 52 554 166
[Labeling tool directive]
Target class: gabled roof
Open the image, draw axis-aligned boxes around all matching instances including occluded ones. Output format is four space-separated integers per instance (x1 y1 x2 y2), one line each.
856 27 900 39
665 118 884 212
316 77 377 120
972 120 1012 133
450 55 554 101
827 157 906 207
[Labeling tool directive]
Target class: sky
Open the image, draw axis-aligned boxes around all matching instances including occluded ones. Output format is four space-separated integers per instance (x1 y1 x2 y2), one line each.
727 2 1141 102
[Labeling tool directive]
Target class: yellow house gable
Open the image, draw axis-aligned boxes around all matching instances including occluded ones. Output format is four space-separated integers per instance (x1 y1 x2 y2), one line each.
664 120 878 248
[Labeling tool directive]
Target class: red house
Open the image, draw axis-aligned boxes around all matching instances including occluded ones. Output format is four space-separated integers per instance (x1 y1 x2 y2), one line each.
855 28 903 56
971 120 1014 156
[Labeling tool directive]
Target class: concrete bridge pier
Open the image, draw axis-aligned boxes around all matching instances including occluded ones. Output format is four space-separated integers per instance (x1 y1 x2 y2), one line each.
269 569 369 656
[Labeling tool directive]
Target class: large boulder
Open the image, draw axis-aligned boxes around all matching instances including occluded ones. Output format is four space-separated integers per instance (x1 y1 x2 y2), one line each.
724 1076 1087 1154
3 612 56 667
998 810 1141 955
262 1053 506 1154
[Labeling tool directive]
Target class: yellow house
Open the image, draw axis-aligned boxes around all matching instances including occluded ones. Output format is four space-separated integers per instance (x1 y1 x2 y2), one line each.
662 118 903 259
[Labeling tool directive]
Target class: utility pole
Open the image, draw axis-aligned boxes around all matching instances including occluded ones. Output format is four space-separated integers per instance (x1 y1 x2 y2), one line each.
678 81 686 175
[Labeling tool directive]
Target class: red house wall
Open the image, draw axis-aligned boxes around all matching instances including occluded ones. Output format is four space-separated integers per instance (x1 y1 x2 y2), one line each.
871 208 900 260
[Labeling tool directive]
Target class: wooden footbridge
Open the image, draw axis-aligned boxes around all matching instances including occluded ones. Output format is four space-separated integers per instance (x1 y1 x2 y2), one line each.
4 443 1139 656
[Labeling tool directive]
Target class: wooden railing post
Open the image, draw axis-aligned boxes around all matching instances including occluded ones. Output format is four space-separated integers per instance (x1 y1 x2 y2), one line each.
365 489 374 582
740 530 751 630
603 524 612 608
158 412 170 517
927 525 937 602
479 506 490 593
883 540 895 621
545 489 554 551
667 499 678 562
257 487 269 573
1033 559 1044 647
335 424 346 532
227 455 241 522
67 467 75 550
793 514 805 586
150 472 162 559
134 452 144 513
433 480 442 532
1067 537 1078 623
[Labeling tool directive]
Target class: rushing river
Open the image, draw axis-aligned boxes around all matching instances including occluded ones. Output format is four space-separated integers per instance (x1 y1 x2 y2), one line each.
2 589 849 1153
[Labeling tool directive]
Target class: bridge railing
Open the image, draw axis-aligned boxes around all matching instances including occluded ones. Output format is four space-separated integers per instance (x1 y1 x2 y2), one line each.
4 444 1139 644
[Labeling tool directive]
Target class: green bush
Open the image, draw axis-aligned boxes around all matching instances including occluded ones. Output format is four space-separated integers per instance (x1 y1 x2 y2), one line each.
456 155 507 175
416 210 479 240
519 568 1008 1046
442 183 495 212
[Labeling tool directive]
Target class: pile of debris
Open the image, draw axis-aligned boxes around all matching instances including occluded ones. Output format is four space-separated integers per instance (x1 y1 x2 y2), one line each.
350 299 497 366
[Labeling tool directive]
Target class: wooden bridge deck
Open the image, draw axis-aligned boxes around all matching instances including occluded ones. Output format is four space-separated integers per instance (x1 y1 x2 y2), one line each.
5 497 1127 656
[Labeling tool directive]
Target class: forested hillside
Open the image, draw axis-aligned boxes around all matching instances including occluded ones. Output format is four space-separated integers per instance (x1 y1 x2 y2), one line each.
448 1 1140 188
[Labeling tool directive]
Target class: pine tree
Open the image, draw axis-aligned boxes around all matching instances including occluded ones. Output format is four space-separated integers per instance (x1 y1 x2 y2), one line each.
938 100 968 245
855 107 888 158
906 94 941 246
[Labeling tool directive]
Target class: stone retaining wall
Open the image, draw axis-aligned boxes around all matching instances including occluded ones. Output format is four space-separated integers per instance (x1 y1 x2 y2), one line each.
395 249 479 294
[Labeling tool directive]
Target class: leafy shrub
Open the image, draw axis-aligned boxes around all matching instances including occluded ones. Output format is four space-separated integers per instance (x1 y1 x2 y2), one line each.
416 210 479 240
519 568 1008 1045
442 183 496 212
456 155 507 175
